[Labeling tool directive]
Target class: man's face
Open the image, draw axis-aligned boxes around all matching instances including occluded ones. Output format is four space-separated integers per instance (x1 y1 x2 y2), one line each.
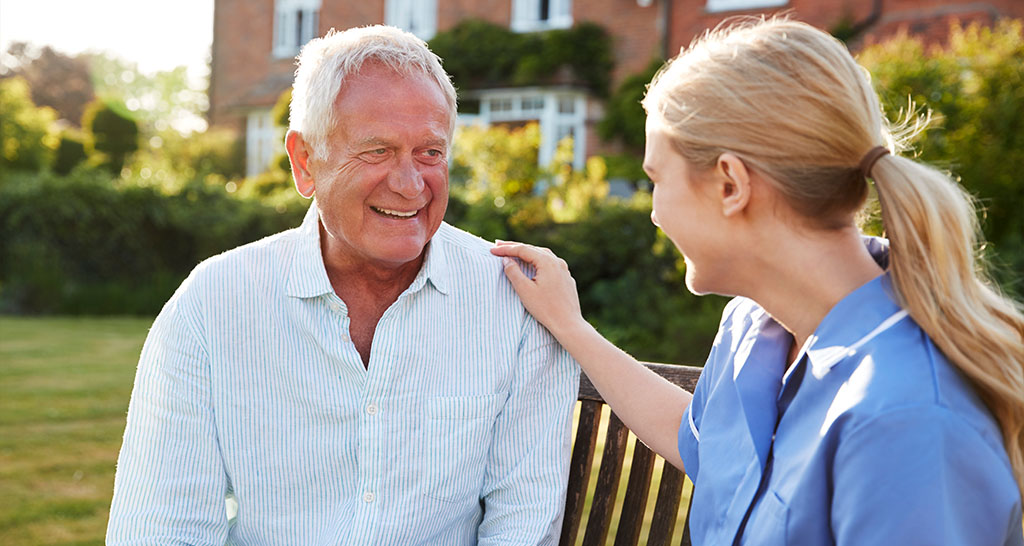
309 63 451 271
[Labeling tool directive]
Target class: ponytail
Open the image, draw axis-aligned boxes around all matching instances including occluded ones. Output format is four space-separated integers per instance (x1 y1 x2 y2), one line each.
871 154 1024 495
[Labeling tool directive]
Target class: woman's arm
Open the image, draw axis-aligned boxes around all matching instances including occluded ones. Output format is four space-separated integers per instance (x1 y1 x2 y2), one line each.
491 241 691 469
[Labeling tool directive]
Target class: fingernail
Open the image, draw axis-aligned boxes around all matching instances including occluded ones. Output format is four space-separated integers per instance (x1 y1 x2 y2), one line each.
495 239 505 244
502 257 514 268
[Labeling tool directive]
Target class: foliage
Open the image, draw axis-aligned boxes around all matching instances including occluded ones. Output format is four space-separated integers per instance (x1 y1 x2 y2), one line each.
269 88 293 172
0 170 305 315
90 56 209 135
429 20 615 96
858 19 1024 293
598 58 664 154
0 42 95 127
82 99 140 174
0 77 56 176
53 128 88 175
128 128 246 188
601 152 648 186
450 122 544 201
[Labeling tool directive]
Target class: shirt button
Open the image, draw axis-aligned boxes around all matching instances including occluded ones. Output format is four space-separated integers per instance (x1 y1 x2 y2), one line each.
363 491 375 503
329 301 341 313
366 403 378 415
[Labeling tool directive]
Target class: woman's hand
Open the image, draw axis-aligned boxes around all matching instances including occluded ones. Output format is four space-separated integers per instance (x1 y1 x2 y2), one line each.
490 241 586 338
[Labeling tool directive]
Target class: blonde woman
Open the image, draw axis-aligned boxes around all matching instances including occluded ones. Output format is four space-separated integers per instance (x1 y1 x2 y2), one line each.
491 18 1024 545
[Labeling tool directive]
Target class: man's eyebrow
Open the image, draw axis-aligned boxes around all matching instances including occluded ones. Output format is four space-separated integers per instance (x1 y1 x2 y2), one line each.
356 137 392 148
421 137 448 148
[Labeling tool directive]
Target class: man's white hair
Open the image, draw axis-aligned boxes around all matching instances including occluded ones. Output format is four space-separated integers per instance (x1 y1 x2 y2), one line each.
289 25 458 159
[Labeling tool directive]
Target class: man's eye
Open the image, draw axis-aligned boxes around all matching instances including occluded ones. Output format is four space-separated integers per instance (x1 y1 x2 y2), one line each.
372 148 387 155
426 149 441 157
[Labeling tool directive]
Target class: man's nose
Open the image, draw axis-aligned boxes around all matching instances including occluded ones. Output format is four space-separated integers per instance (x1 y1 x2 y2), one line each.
388 155 425 198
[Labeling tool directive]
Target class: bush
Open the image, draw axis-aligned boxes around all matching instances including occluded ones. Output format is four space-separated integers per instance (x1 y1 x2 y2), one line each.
858 19 1024 294
0 170 305 315
0 77 56 175
82 99 140 174
54 129 88 175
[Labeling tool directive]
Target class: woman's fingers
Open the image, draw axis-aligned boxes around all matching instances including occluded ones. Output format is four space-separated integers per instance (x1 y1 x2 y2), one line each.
490 240 584 337
500 256 532 290
490 241 556 266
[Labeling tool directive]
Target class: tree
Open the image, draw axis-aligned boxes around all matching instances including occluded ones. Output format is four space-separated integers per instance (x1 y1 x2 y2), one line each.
0 42 95 127
89 55 209 135
0 77 56 176
83 100 139 174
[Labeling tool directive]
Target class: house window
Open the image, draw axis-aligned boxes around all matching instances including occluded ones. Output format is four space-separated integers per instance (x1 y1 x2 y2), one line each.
705 0 787 12
386 0 437 41
511 0 572 32
246 109 283 176
273 0 321 58
475 89 586 169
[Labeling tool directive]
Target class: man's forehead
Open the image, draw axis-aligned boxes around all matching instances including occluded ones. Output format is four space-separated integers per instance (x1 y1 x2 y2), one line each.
333 62 439 102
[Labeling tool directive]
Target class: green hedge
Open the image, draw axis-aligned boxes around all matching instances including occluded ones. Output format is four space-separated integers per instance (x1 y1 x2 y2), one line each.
0 170 306 315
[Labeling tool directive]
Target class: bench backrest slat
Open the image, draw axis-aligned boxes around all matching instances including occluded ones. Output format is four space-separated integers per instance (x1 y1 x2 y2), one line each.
561 363 702 546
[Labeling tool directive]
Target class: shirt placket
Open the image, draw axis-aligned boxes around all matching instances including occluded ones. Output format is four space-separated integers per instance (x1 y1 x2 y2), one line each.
354 292 412 543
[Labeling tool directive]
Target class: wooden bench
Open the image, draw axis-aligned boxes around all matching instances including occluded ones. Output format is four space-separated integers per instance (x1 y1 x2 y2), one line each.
560 363 703 546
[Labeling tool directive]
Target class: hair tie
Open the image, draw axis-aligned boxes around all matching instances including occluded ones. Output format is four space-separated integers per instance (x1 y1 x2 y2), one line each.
859 146 890 178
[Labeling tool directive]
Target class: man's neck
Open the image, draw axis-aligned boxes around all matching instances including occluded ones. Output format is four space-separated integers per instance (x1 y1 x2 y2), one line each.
319 237 427 367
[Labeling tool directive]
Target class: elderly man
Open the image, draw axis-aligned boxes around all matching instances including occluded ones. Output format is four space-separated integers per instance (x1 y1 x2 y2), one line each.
107 26 579 545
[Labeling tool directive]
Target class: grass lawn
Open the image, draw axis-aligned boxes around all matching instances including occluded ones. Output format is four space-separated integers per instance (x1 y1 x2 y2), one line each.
0 316 150 546
0 316 691 545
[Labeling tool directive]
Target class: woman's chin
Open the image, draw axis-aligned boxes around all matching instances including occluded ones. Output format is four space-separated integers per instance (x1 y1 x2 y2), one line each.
683 267 710 296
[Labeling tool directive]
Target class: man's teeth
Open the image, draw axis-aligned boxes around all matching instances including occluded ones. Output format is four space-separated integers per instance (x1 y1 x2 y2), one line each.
373 206 417 218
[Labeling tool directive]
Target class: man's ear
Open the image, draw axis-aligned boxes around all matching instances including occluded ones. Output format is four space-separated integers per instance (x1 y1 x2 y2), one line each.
715 153 751 217
286 130 315 199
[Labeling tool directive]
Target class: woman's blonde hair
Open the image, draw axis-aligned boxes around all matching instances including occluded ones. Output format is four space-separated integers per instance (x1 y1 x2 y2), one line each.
643 17 1024 496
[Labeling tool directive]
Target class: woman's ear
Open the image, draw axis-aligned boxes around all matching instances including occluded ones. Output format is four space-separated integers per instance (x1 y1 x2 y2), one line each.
286 130 315 199
715 153 751 217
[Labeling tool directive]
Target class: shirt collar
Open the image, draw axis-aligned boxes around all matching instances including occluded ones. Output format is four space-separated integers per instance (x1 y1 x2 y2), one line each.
773 235 898 384
786 273 907 384
285 201 451 298
407 225 450 296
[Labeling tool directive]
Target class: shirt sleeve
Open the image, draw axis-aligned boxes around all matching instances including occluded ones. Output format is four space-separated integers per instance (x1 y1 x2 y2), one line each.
679 297 746 482
106 271 230 545
476 314 580 546
831 406 1023 546
678 352 710 480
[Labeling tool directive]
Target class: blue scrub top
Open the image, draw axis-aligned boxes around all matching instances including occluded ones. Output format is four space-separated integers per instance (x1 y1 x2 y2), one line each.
679 272 1023 545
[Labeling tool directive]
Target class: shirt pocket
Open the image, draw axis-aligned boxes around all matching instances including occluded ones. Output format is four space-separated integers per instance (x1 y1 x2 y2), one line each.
423 393 503 503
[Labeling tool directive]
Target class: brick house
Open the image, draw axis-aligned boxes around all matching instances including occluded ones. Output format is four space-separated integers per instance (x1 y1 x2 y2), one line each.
209 0 1024 176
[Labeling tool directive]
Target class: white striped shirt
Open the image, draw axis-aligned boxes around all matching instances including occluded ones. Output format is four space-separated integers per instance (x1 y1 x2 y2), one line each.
107 203 580 545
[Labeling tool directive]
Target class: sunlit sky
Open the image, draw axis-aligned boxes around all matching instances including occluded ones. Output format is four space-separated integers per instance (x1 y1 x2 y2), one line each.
0 0 214 81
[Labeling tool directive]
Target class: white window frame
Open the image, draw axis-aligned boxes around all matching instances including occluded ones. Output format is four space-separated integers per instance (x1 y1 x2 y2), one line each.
511 0 573 33
705 0 787 13
246 109 283 176
473 88 586 170
273 0 321 58
386 0 437 41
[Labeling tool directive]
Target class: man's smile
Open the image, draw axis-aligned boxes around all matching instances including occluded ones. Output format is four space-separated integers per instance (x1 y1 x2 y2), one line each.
370 206 420 219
